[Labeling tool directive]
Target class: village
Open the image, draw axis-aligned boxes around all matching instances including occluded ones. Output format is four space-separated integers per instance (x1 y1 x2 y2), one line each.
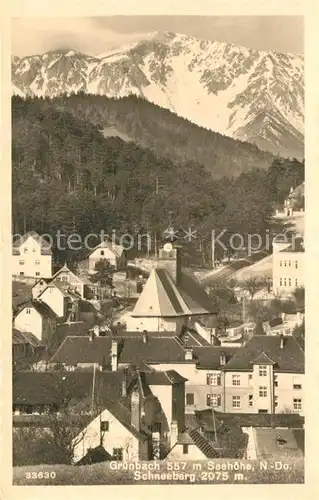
11 184 305 469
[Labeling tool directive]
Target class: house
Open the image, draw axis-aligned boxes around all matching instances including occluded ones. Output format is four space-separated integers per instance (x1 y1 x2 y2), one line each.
273 237 304 295
222 335 304 416
126 245 218 334
12 367 187 463
12 328 45 367
283 183 305 216
49 330 235 414
12 231 52 278
263 312 304 336
245 426 304 460
13 301 57 342
88 240 125 274
32 264 92 300
36 282 80 322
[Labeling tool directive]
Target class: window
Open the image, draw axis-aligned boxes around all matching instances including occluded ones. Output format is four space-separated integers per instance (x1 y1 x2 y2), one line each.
35 260 40 265
61 275 68 282
186 393 194 405
288 261 291 267
248 395 253 407
293 399 302 411
283 278 287 287
183 444 189 455
288 278 291 287
279 261 282 267
19 260 25 265
232 396 241 408
36 272 40 276
293 377 302 390
258 409 268 414
295 278 298 287
248 374 253 385
101 250 105 256
259 386 267 397
258 365 267 376
275 396 278 408
100 421 109 432
279 278 282 286
232 374 240 386
274 375 278 387
206 373 220 386
207 394 221 407
284 261 286 267
24 248 28 254
295 261 298 269
32 248 36 252
113 448 123 461
19 272 24 276
26 308 31 315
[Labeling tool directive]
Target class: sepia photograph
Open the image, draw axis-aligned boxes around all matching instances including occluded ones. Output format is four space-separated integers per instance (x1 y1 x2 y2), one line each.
8 10 305 486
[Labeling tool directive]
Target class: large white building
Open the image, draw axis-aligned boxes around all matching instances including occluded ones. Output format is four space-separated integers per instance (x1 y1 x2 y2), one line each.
273 237 304 295
12 231 52 278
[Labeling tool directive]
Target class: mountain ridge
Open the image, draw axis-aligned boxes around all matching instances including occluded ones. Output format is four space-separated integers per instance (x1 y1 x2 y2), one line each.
12 31 304 158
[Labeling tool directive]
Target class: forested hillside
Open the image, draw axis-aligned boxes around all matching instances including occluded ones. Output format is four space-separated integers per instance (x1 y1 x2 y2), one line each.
37 93 276 178
12 96 304 264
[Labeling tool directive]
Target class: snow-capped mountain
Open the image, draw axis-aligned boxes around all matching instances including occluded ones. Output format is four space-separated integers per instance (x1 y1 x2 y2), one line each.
12 32 304 157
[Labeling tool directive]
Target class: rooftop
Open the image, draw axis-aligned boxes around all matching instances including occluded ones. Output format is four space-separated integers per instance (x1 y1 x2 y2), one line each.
131 266 217 318
223 335 304 373
12 231 52 255
13 328 44 348
15 300 58 320
253 427 304 459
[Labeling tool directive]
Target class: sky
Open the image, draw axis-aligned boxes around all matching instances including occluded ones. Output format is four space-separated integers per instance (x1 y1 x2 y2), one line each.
11 16 304 58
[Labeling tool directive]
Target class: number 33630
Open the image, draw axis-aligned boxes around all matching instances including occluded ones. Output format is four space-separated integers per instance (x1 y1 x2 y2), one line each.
25 471 56 480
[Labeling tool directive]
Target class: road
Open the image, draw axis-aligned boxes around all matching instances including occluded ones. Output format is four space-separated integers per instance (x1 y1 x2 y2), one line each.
201 251 268 286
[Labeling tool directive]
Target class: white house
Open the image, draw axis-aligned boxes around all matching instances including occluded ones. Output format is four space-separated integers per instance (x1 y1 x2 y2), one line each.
37 282 80 321
88 241 125 274
13 301 57 342
273 237 304 296
12 231 52 278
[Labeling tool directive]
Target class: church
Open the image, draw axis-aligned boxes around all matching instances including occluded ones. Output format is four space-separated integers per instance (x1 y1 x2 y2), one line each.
126 243 218 334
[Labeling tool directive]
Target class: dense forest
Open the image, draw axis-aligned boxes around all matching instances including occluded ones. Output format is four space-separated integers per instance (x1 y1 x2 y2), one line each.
12 96 304 265
25 93 277 179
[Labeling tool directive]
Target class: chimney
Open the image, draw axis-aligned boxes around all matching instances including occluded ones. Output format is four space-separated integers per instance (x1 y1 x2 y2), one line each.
280 334 284 349
121 368 128 397
170 420 178 447
131 388 140 431
111 339 118 371
142 330 148 344
220 351 226 366
175 245 182 286
185 348 193 360
93 324 100 337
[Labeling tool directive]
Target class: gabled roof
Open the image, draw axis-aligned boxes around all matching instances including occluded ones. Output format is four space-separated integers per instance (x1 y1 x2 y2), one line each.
38 281 81 300
15 300 57 320
143 370 187 386
131 267 216 318
286 182 304 200
251 351 275 365
193 346 237 370
89 240 124 258
222 335 304 373
12 328 44 348
12 231 52 255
